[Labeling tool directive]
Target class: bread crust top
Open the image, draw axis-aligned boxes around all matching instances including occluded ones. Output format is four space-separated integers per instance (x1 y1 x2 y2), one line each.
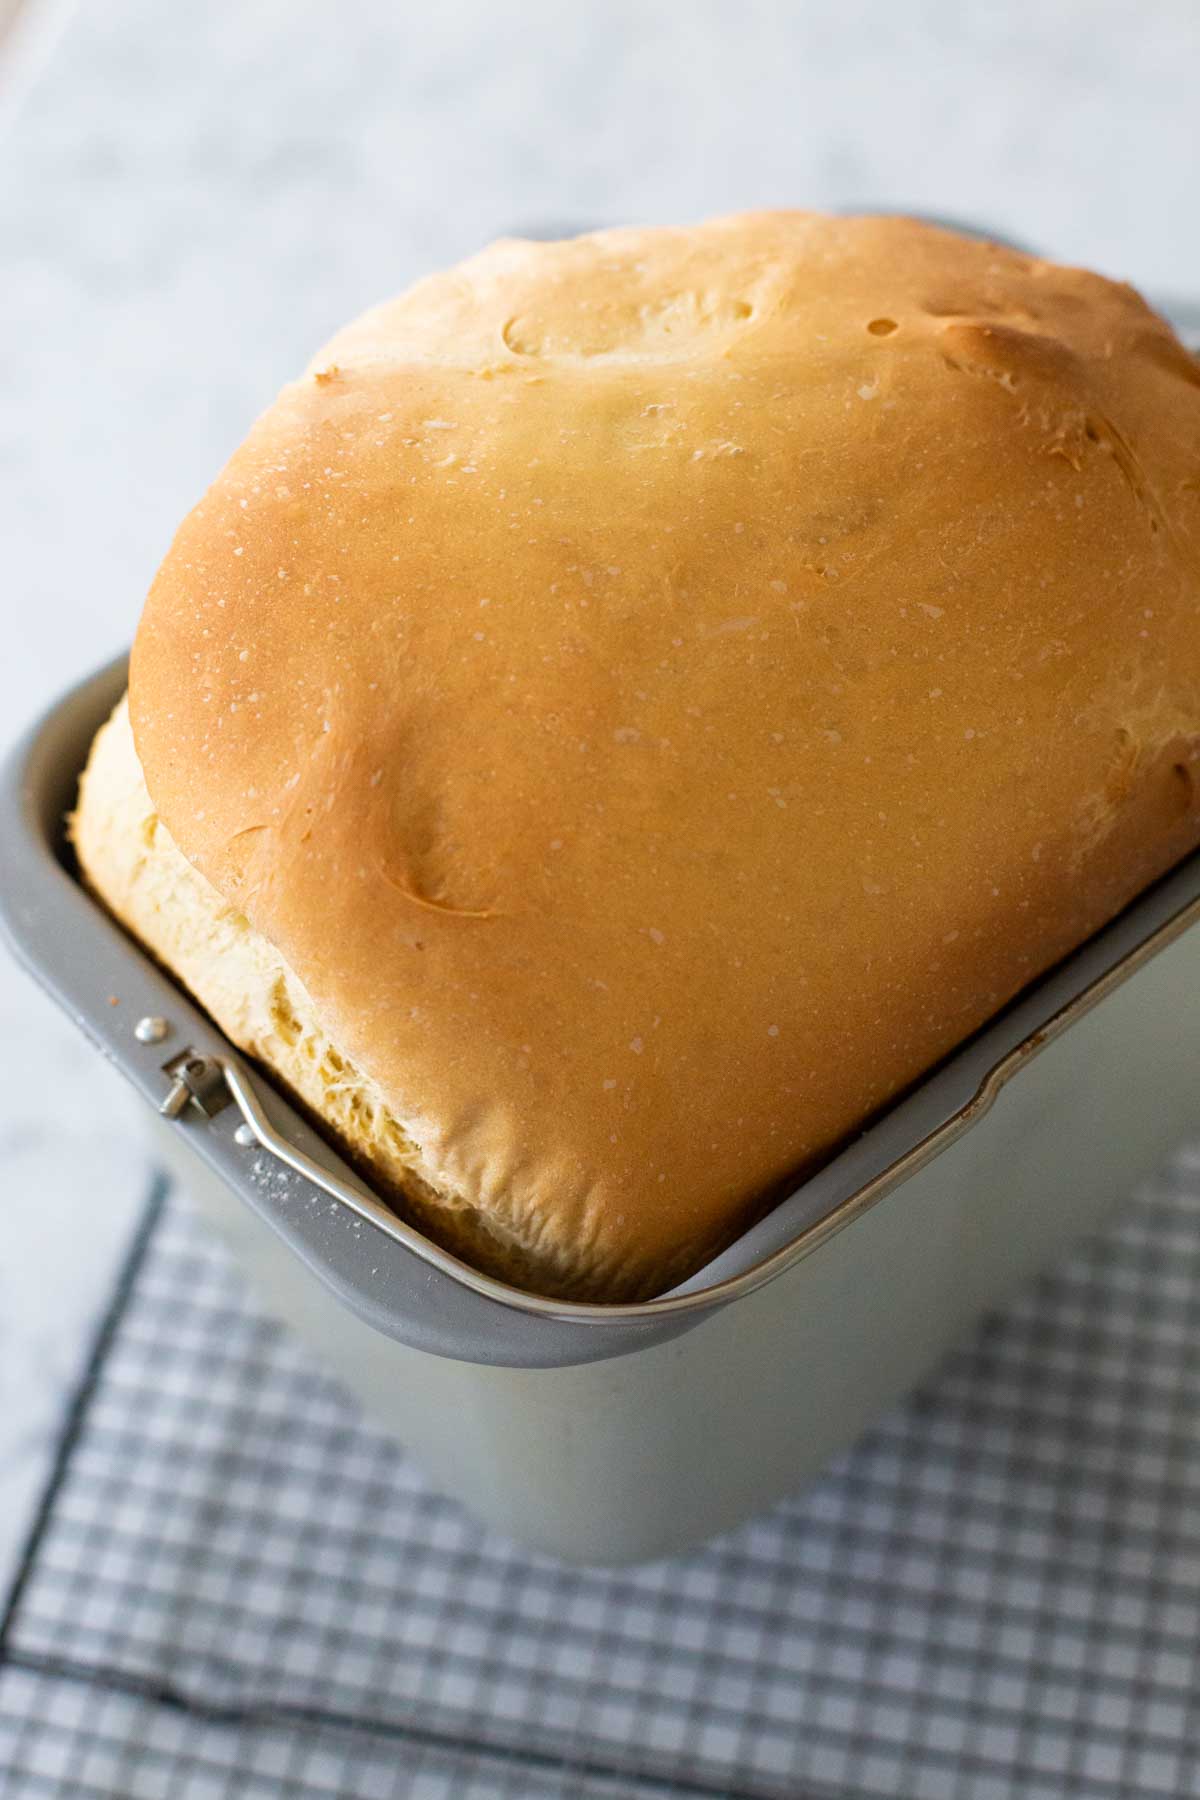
128 212 1200 1298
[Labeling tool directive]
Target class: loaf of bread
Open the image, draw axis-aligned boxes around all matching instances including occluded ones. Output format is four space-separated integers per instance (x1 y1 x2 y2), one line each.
74 212 1200 1301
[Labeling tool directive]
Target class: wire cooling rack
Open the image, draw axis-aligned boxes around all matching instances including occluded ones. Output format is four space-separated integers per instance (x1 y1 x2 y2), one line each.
2 1147 1200 1800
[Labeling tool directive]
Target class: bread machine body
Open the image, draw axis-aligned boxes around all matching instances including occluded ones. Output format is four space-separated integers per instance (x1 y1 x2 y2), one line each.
4 659 1200 1561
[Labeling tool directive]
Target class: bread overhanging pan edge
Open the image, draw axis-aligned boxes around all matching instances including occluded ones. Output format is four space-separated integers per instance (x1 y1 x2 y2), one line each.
4 655 1200 1369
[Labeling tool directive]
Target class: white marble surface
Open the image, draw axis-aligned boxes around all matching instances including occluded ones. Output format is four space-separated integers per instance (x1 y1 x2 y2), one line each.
2 0 1199 1598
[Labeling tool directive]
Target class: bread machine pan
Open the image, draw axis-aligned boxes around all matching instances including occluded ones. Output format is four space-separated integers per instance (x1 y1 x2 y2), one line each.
7 658 1200 1554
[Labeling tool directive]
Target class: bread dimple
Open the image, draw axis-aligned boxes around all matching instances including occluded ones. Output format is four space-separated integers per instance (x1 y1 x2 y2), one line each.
122 212 1200 1300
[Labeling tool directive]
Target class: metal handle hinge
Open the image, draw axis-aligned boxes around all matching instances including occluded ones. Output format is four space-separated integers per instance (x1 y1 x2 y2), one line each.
158 1051 231 1119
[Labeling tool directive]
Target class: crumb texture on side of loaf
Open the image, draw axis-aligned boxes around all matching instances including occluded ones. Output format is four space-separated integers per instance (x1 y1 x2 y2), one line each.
111 212 1200 1301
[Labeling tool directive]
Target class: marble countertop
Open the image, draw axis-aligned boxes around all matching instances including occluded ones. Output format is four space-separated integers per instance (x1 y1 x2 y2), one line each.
3 0 1199 1598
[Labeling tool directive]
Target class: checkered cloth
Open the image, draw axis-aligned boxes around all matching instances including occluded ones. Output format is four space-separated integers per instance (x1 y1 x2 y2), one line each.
3 1145 1200 1799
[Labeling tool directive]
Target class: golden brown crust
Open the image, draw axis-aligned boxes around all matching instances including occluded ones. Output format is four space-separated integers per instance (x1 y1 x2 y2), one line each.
122 212 1200 1299
71 698 602 1297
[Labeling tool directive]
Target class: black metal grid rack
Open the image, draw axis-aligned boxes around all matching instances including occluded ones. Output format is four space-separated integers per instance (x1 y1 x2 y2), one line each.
3 1146 1200 1799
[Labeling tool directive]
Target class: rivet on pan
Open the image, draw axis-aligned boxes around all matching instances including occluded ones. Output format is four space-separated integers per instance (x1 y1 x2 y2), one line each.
233 1123 256 1148
134 1015 169 1044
